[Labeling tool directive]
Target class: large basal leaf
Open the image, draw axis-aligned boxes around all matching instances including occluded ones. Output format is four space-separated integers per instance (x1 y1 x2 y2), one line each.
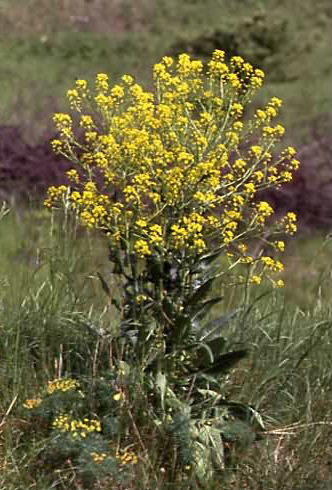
167 409 194 466
191 349 248 377
96 272 121 310
192 440 214 484
170 313 192 347
192 423 225 486
197 308 243 342
202 425 225 470
194 337 227 368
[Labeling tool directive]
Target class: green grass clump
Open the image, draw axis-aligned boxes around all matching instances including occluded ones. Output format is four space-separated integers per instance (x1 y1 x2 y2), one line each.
0 213 330 489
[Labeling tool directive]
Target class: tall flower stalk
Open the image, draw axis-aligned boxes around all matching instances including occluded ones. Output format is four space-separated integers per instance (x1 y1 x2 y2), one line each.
45 50 300 481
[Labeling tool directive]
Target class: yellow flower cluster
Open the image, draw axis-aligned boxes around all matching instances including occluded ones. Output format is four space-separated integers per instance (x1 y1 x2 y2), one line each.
91 452 108 463
261 256 284 272
44 185 68 207
275 240 285 252
45 50 300 285
116 449 139 465
284 211 297 234
52 414 101 438
23 398 42 409
134 239 152 257
171 212 208 253
256 201 274 224
47 378 81 395
250 275 262 285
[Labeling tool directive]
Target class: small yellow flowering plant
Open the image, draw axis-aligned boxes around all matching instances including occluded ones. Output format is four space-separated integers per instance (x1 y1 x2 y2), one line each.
22 376 139 487
45 50 299 479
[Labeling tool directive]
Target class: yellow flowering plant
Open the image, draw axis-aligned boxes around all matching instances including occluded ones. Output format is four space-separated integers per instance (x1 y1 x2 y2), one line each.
22 376 139 487
45 50 299 479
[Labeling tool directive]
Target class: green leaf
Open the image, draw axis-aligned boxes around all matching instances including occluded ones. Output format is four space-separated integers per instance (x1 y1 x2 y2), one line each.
196 388 223 402
171 313 192 346
199 337 226 365
97 271 111 297
185 277 216 305
192 248 223 273
203 425 225 470
186 337 226 370
192 423 225 485
161 295 178 322
96 272 121 310
195 341 215 365
198 308 243 342
155 372 167 412
191 296 223 322
192 440 214 483
195 349 248 377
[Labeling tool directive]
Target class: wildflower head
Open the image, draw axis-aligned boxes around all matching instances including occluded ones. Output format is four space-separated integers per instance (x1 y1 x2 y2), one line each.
52 414 101 439
47 378 81 395
23 398 42 409
45 49 299 288
116 449 139 465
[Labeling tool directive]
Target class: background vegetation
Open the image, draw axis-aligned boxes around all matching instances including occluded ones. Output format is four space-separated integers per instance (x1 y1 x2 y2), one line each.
0 1 331 489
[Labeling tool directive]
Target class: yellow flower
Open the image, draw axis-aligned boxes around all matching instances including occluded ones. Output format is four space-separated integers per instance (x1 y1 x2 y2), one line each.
52 414 101 438
23 398 42 409
66 169 80 183
80 115 94 129
228 73 241 89
111 85 125 99
91 452 108 464
96 73 109 93
255 109 267 121
47 378 80 395
261 256 284 272
270 97 282 107
136 219 148 228
134 239 152 257
76 79 88 91
250 275 262 284
276 240 285 252
122 74 134 85
230 102 243 116
244 182 256 196
51 139 63 154
250 145 263 158
136 294 148 303
116 450 139 465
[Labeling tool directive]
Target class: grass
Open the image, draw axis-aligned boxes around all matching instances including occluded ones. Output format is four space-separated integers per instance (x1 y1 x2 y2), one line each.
0 0 330 142
0 209 331 489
